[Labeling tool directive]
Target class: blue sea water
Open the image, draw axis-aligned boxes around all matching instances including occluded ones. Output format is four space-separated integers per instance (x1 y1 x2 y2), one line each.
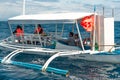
0 21 120 80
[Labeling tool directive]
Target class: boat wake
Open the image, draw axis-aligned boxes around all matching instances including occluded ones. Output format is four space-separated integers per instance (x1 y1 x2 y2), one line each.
32 58 45 64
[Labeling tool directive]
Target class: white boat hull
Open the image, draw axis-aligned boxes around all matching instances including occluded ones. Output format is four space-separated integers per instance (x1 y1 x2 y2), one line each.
69 53 120 63
1 47 120 63
1 40 120 63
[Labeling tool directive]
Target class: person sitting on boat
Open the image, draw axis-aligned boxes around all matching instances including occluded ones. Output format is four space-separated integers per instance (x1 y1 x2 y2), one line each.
83 38 91 45
58 32 75 46
67 32 76 46
13 25 24 42
34 24 44 34
74 34 80 46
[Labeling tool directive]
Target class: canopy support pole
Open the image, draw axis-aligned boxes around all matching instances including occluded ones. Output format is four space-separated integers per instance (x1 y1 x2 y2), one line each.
92 13 96 51
75 20 85 51
61 24 64 37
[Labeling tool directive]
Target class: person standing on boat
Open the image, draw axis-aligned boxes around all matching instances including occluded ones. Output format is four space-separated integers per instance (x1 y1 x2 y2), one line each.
13 25 24 37
13 25 24 42
34 24 43 34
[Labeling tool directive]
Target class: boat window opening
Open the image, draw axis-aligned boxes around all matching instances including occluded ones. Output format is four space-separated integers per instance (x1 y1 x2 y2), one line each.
8 23 14 43
7 22 91 50
77 20 91 50
55 24 66 38
9 24 56 49
53 23 83 50
81 25 92 50
9 24 23 44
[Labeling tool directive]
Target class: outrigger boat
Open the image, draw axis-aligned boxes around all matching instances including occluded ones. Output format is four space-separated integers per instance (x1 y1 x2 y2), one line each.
0 12 120 76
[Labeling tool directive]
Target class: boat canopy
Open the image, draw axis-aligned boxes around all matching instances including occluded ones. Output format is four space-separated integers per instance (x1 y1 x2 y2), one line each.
8 12 94 24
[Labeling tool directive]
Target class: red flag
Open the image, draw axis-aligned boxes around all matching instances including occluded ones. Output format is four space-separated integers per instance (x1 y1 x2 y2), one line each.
80 15 94 32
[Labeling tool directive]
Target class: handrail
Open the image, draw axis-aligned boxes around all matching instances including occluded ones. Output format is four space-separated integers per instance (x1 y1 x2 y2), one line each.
13 34 47 46
4 33 55 49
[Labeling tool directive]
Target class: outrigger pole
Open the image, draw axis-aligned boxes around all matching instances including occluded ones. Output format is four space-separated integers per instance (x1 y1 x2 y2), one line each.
1 48 69 76
0 58 69 76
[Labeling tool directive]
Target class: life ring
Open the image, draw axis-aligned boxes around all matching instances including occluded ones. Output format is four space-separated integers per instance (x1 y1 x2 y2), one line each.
83 38 91 45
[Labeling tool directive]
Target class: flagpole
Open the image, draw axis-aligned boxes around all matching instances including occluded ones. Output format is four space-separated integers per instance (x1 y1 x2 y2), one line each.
92 5 96 51
23 0 26 15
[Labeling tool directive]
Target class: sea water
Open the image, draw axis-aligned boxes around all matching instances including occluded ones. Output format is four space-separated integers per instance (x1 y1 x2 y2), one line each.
0 21 120 80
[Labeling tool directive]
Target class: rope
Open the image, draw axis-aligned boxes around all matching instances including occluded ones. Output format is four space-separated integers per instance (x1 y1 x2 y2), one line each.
99 44 120 47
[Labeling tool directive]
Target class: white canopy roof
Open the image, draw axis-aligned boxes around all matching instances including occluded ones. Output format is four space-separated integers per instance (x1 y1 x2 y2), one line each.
8 12 94 24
